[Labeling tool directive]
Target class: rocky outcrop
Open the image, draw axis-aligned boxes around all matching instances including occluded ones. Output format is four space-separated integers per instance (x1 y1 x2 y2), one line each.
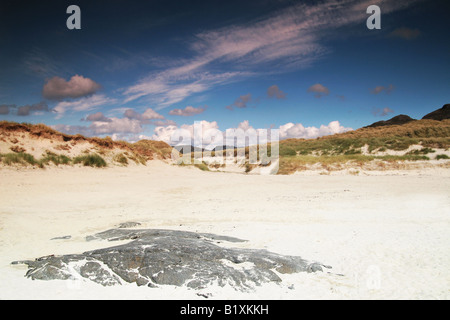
13 228 331 291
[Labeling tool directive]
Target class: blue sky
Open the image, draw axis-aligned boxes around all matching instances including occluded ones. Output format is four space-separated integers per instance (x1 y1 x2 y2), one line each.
0 0 449 143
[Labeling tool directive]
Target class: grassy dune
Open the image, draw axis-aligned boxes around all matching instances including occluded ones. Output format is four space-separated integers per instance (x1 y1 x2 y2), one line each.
277 119 450 174
0 121 173 168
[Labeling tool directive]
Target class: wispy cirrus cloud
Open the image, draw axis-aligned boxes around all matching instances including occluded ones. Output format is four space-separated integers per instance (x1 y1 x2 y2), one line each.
123 0 424 108
22 47 66 78
53 94 117 119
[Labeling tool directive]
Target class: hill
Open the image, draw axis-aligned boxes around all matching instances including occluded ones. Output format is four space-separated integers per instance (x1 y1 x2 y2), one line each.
0 121 172 168
422 104 450 121
365 114 415 128
277 118 450 174
2 103 449 173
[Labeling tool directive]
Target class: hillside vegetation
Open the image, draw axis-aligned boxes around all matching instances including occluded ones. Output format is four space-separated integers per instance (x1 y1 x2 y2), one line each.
277 119 450 174
0 121 172 168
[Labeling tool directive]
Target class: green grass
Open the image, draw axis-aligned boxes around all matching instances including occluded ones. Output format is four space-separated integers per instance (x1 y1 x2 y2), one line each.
280 134 450 157
40 151 71 166
0 152 43 167
113 153 129 166
194 162 209 171
278 154 432 174
73 154 107 168
436 154 450 160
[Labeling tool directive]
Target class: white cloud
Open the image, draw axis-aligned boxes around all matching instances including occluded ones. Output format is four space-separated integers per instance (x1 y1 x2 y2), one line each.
142 108 164 120
279 121 352 139
151 119 352 148
89 117 143 135
151 125 179 144
123 72 243 107
53 94 117 118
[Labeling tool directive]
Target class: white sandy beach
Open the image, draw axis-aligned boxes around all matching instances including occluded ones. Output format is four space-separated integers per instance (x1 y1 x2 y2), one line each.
0 161 449 299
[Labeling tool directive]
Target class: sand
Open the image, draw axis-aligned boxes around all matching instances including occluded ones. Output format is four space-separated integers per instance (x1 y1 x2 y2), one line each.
0 161 449 299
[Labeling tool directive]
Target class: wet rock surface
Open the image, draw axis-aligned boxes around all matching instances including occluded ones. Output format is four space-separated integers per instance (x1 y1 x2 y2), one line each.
13 228 331 290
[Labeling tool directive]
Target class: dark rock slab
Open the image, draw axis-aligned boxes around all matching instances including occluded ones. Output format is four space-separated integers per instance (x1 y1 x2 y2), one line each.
50 235 71 240
13 229 331 291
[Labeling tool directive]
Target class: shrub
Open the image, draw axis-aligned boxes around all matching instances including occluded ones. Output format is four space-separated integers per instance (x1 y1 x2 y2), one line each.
436 154 449 160
279 146 297 156
41 151 71 166
113 153 128 166
0 152 42 167
194 162 209 171
73 154 107 167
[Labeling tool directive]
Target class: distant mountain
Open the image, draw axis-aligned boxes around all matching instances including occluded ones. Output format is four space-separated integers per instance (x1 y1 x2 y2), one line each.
365 114 416 128
172 145 204 154
422 104 450 121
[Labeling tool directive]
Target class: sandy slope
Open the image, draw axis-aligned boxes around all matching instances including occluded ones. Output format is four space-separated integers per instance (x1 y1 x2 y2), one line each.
0 161 449 299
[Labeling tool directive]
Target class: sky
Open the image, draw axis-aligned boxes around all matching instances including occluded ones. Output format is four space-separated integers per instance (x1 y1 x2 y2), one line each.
0 0 449 145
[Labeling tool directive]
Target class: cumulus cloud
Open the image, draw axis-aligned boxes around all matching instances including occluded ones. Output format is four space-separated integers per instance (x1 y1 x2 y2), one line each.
169 106 207 116
151 125 179 144
226 94 252 110
82 112 112 122
124 108 165 121
279 121 352 140
42 75 101 100
267 85 286 99
0 104 14 115
371 84 395 94
389 27 421 40
152 119 177 127
151 120 220 146
53 117 143 137
151 119 352 149
17 101 49 116
0 102 50 116
89 117 143 135
307 83 329 98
